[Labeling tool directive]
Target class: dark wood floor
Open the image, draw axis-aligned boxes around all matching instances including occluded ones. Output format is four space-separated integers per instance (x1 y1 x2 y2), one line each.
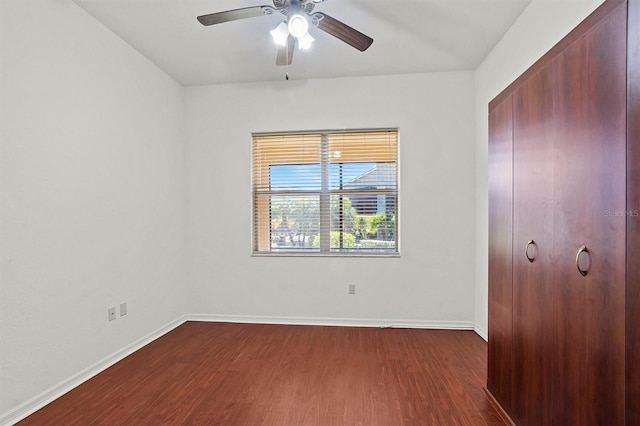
20 322 508 425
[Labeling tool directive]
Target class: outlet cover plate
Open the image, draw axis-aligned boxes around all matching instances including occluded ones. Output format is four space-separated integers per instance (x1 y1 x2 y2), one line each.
108 307 116 321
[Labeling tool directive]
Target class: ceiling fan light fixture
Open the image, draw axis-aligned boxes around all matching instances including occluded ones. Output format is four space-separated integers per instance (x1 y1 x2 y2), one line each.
298 32 315 50
288 14 309 38
197 2 374 67
270 21 289 46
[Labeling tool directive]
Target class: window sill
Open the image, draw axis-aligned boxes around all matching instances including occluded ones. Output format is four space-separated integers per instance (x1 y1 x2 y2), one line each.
251 252 401 258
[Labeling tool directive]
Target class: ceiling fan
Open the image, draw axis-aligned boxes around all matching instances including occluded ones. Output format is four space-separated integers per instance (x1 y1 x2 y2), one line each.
197 0 373 66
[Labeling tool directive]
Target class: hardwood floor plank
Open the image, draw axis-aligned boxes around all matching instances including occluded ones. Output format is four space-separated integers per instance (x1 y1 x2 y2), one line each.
19 322 506 426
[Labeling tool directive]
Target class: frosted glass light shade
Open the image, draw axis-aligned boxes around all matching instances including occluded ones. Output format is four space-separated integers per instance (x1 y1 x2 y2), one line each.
298 32 315 49
270 22 289 46
288 14 308 38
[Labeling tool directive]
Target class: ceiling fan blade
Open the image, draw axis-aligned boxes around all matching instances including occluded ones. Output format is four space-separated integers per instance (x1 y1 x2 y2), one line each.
197 6 272 26
311 12 373 52
276 35 296 66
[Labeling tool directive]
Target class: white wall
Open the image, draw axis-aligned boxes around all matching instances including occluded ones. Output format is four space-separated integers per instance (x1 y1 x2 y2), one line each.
473 0 605 336
0 0 186 419
186 72 477 326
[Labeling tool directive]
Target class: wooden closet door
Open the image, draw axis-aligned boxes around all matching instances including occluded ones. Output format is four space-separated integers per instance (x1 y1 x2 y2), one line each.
487 96 513 412
627 0 640 423
551 3 627 424
511 66 555 426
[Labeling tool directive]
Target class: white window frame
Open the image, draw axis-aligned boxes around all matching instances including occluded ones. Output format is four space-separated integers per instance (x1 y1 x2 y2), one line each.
252 128 400 257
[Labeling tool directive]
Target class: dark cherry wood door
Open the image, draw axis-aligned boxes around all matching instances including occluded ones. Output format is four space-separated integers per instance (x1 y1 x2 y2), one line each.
511 65 555 426
487 96 513 413
551 4 627 424
627 0 640 424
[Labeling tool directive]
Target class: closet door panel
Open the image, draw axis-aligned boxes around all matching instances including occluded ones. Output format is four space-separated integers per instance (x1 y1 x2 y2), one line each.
487 96 513 411
627 0 640 423
551 4 627 424
511 67 555 426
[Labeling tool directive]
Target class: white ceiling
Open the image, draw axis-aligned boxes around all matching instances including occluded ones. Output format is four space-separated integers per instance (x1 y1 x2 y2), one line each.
72 0 532 87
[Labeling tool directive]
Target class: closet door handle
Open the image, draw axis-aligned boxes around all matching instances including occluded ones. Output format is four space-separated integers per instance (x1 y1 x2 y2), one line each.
525 240 536 263
576 245 589 276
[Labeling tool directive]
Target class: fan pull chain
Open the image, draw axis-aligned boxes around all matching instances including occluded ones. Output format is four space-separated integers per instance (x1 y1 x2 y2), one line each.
285 37 291 80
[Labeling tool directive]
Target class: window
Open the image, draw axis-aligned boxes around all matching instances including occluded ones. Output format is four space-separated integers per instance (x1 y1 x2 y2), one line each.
252 129 398 255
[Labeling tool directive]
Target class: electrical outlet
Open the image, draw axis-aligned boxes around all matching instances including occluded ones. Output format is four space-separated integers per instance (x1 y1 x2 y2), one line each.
349 283 356 295
108 307 116 321
119 302 127 316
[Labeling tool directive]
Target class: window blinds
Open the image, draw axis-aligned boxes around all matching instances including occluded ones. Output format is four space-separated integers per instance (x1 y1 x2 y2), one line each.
252 129 398 254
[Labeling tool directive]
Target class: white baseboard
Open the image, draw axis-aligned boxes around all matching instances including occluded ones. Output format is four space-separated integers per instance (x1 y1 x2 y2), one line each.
0 315 188 426
187 313 475 331
474 325 488 341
